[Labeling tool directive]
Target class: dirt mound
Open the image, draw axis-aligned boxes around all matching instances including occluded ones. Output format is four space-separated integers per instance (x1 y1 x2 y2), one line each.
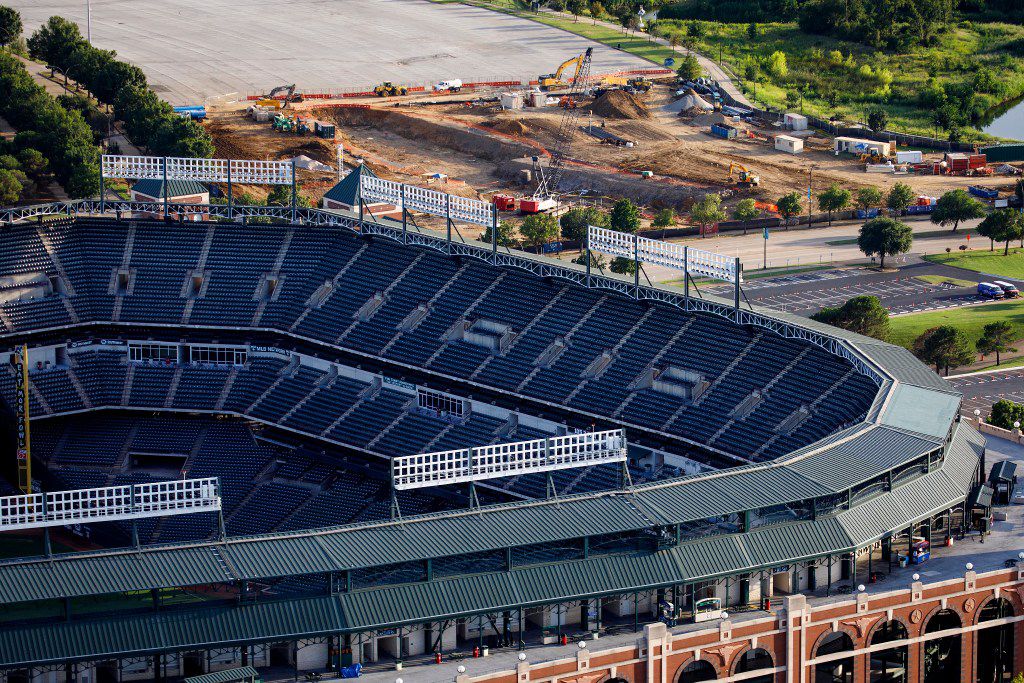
281 140 335 164
487 118 532 136
589 90 651 120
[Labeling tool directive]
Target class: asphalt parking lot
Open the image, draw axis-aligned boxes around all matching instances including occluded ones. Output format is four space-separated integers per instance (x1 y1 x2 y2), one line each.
700 260 1014 317
14 0 651 103
949 371 1024 418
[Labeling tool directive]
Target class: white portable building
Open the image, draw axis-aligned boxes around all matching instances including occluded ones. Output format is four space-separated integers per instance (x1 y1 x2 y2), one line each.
775 135 803 154
784 113 808 131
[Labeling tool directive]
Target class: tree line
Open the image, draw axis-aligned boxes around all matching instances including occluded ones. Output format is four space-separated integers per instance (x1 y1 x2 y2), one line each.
25 15 213 157
0 50 99 198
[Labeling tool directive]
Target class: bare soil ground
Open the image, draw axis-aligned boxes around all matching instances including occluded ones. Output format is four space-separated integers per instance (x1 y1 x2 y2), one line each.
205 82 1020 214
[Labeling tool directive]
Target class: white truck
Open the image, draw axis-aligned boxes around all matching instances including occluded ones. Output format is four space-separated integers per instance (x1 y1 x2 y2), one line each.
434 79 463 93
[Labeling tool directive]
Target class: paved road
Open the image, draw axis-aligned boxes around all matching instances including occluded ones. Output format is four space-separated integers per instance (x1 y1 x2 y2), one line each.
13 0 651 103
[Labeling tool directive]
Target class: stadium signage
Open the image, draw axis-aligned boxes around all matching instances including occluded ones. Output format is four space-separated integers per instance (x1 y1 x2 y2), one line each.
68 339 127 349
383 376 417 392
101 155 295 186
13 345 30 494
359 175 495 227
249 345 291 357
391 429 627 490
587 226 741 285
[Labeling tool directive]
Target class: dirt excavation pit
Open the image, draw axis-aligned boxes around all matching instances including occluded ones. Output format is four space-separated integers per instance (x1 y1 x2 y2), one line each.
588 90 651 120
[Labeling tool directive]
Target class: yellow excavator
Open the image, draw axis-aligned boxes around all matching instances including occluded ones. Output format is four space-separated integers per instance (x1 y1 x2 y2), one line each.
255 84 303 109
728 163 760 187
538 52 588 90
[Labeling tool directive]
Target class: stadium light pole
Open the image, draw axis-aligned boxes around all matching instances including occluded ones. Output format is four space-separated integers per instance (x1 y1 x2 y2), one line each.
86 0 92 44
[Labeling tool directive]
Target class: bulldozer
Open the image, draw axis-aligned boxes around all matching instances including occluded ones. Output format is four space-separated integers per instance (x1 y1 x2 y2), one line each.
374 82 409 97
538 52 588 91
728 163 760 187
626 76 652 93
256 84 303 109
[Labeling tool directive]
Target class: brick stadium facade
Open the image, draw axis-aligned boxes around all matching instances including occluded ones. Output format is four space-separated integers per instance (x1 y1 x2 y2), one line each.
464 567 1023 683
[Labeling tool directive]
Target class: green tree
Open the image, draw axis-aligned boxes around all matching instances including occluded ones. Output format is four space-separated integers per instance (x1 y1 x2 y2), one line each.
16 148 46 180
560 206 607 242
886 182 915 214
977 209 1023 255
930 189 985 233
520 212 560 248
652 207 676 228
0 6 22 49
977 320 1017 366
589 1 604 23
573 250 606 269
857 216 912 269
482 219 518 248
990 400 1024 431
610 256 638 275
856 186 883 211
690 193 726 235
0 167 21 204
732 198 760 223
0 153 17 170
913 325 975 375
27 16 85 67
609 198 641 233
677 54 702 81
746 22 758 40
567 0 587 21
817 183 851 226
867 108 888 132
765 51 788 81
777 192 802 223
810 295 890 340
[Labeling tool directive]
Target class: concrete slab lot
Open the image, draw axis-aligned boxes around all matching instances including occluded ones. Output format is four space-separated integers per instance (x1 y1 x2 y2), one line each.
13 0 652 103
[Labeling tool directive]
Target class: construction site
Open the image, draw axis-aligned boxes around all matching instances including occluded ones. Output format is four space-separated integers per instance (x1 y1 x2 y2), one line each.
194 49 1022 245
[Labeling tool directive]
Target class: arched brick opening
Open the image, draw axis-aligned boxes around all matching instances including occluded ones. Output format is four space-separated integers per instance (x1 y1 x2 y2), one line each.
812 631 854 683
922 609 962 683
868 619 909 683
674 658 718 683
732 646 774 683
974 597 1016 683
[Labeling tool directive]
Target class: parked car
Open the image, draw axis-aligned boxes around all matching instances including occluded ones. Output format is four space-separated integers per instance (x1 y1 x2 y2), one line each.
993 280 1019 298
978 282 1005 299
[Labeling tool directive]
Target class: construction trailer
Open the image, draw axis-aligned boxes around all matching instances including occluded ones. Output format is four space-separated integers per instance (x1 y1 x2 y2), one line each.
774 135 803 154
783 113 808 131
834 137 890 156
895 150 923 164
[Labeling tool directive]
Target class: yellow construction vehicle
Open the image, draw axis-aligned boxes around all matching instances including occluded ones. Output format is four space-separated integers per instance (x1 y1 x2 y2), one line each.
627 76 652 93
538 52 588 90
374 82 408 97
256 84 303 109
728 163 760 187
859 150 888 164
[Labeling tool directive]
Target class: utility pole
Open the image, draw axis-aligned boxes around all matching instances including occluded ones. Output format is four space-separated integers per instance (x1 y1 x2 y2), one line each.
86 0 92 44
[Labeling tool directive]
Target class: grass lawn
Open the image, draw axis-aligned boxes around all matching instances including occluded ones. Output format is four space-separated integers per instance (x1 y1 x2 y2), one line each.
914 274 978 287
889 298 1024 350
923 247 1024 280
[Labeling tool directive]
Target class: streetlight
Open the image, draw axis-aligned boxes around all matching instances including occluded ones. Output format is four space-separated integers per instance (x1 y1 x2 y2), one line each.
857 584 866 592
457 665 467 673
1018 552 1024 561
578 641 587 650
518 653 527 662
966 562 974 571
912 573 920 581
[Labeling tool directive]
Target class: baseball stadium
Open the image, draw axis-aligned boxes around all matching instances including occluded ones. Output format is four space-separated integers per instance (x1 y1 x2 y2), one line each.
0 161 1014 683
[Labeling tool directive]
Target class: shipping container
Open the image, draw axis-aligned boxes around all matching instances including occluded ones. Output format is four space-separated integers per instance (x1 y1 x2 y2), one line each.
969 154 987 169
969 185 998 200
711 124 738 139
895 150 923 164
